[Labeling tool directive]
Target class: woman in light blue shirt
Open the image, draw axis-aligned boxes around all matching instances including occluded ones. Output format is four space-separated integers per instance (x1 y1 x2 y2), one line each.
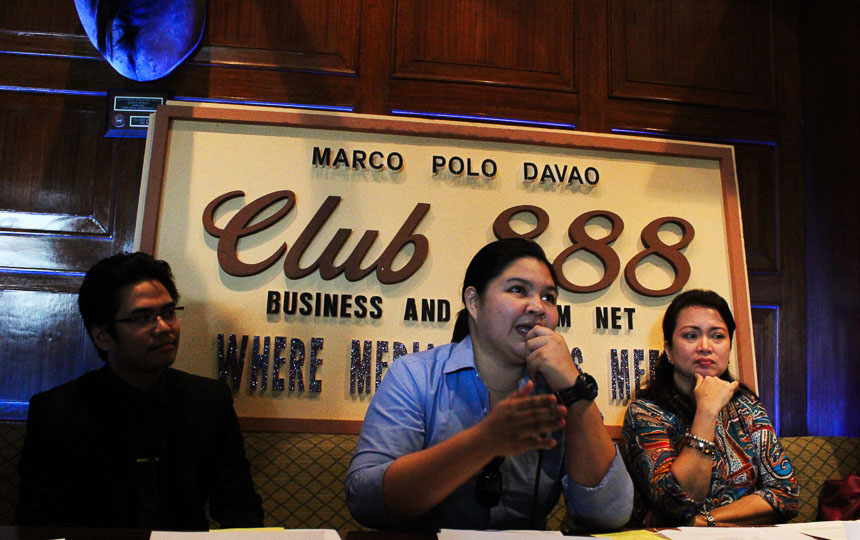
346 238 633 531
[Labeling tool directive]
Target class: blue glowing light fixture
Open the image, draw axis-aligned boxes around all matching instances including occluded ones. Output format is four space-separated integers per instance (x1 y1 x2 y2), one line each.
74 0 206 82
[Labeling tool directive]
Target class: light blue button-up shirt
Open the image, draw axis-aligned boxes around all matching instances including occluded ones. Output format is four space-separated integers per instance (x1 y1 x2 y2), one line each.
345 336 633 531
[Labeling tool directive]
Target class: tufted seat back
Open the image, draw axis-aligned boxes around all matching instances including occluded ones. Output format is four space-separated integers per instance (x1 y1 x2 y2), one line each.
2 422 859 533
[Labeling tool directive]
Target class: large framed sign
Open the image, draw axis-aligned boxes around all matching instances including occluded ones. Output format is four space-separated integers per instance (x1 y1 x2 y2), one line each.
136 104 753 436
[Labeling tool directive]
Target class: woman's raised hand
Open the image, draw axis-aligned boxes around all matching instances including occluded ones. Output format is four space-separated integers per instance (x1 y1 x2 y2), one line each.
477 380 566 456
693 373 738 417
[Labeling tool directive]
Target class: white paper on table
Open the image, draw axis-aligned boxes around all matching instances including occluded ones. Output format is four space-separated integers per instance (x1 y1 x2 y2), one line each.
150 529 341 540
438 529 577 540
843 521 860 540
776 520 849 540
658 526 813 540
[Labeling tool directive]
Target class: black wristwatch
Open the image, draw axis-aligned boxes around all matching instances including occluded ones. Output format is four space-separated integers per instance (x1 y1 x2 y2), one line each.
554 372 598 406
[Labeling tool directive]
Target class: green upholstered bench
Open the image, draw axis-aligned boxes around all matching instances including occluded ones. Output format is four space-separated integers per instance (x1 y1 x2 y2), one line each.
243 432 364 536
242 431 577 535
241 433 860 533
2 420 859 536
0 421 24 527
782 436 860 522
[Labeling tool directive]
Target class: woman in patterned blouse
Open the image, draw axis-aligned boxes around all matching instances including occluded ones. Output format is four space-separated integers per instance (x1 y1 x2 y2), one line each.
621 289 798 527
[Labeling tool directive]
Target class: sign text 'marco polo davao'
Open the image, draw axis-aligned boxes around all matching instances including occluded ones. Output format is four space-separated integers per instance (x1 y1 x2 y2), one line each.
135 105 751 432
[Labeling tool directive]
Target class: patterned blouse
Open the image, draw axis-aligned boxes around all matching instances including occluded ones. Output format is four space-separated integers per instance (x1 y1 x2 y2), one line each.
621 392 798 525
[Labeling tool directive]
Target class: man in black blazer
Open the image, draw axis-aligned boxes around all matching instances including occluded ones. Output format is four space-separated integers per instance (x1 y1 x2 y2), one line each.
17 252 264 530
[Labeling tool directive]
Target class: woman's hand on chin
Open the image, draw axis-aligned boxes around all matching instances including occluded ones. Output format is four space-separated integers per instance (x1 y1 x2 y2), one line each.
524 325 579 391
476 380 567 456
693 374 738 417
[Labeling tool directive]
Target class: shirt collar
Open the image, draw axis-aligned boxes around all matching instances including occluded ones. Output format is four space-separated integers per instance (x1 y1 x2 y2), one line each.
442 335 478 374
104 364 169 409
441 335 533 389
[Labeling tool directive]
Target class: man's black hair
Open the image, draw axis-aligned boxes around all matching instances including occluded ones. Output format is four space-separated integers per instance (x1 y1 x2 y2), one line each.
78 251 179 360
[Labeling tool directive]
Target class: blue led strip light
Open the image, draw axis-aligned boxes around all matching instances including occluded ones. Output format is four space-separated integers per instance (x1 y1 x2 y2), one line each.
172 96 353 112
0 85 106 97
610 128 775 147
392 109 576 129
1 267 86 278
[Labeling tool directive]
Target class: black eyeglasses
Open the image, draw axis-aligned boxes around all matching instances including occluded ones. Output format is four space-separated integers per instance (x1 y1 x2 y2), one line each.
114 306 184 330
475 456 504 508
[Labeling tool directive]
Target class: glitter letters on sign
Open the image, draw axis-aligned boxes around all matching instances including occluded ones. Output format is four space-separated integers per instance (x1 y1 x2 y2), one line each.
250 336 270 391
289 338 305 392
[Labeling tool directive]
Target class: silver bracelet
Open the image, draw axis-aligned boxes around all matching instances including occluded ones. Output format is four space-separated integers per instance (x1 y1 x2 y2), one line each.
683 433 717 456
699 508 716 526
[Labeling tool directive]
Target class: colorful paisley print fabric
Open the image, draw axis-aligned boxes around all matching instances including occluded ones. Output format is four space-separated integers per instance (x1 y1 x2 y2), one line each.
621 392 798 525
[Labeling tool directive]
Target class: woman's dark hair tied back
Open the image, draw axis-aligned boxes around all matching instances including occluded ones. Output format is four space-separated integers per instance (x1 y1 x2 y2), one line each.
451 238 557 342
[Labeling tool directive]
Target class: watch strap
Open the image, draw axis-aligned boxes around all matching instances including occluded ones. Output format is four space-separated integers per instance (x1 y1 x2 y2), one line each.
554 373 597 406
554 384 581 406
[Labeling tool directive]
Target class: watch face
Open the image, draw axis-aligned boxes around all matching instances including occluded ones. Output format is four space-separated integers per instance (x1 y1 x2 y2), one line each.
577 372 598 400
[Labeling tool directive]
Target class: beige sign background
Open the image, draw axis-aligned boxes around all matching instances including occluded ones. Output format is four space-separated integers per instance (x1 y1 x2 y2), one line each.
136 104 752 436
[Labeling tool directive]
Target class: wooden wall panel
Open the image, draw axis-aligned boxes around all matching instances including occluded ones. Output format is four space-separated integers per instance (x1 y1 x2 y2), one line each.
0 0 82 33
0 0 106 91
598 1 805 434
0 93 145 273
388 0 579 124
163 65 358 108
609 0 775 111
0 90 143 422
0 1 363 109
0 95 108 233
734 143 779 273
833 306 860 434
0 0 371 428
0 0 826 436
388 80 580 124
171 1 361 107
0 289 101 419
393 0 575 91
183 0 363 107
202 0 361 74
752 306 778 427
802 0 860 437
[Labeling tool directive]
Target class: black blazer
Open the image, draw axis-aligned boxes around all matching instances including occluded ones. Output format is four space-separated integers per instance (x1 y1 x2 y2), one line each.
17 366 263 530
